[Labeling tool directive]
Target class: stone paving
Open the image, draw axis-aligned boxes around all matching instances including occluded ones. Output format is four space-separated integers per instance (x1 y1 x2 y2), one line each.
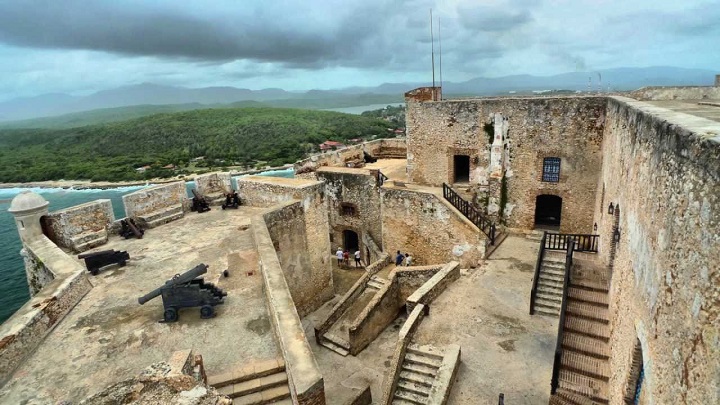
0 207 279 404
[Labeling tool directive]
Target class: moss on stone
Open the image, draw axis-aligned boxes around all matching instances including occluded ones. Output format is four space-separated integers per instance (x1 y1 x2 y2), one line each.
483 123 494 144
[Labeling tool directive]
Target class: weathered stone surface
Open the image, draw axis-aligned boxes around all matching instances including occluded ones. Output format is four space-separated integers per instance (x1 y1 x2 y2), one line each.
122 181 186 224
43 199 114 252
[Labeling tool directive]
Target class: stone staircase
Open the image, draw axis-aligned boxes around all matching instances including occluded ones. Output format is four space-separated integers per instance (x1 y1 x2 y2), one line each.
367 275 390 291
137 205 184 228
204 192 228 206
319 331 350 357
71 229 108 252
533 253 567 317
391 344 460 404
208 358 291 405
551 280 611 405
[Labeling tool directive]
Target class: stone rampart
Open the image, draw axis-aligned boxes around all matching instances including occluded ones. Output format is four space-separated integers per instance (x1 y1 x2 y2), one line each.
122 181 186 228
405 95 605 233
629 86 720 101
380 304 426 405
195 172 232 205
251 216 325 405
405 261 460 314
381 185 485 268
43 199 114 252
293 138 407 175
238 176 332 315
0 236 92 385
595 96 719 404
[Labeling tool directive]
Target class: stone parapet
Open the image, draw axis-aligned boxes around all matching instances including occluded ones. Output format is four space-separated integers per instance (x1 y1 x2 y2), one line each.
405 261 460 314
0 236 92 385
43 199 114 252
122 181 186 227
252 216 325 405
629 86 720 101
293 138 407 175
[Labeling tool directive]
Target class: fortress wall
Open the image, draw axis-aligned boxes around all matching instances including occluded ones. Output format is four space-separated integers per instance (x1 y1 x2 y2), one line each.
43 199 114 252
238 176 332 315
252 216 326 405
264 201 331 317
122 181 186 218
406 95 605 233
195 172 232 195
316 167 383 262
0 236 91 385
293 138 407 175
629 86 720 101
380 186 485 268
596 97 720 404
363 138 407 159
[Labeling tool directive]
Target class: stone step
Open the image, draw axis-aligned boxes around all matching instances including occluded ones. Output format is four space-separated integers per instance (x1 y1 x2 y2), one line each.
538 279 565 292
540 272 565 283
208 358 285 389
231 384 291 405
319 334 349 356
392 399 419 405
406 344 444 361
218 371 288 399
535 296 562 309
73 232 108 253
367 277 388 290
404 352 442 369
568 288 609 307
71 229 107 245
542 267 566 278
552 388 607 405
398 371 434 388
565 317 610 341
562 332 610 360
397 379 431 397
542 260 566 270
401 363 438 378
393 388 428 404
558 369 609 404
572 280 610 293
537 289 563 301
566 300 609 323
561 351 610 381
536 308 561 317
139 205 183 223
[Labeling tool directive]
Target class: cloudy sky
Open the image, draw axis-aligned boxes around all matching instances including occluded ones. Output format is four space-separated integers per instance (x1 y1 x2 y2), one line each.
0 0 718 100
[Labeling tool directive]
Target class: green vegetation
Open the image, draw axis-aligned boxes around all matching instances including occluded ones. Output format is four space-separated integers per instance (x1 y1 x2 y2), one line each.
361 105 405 128
0 107 395 182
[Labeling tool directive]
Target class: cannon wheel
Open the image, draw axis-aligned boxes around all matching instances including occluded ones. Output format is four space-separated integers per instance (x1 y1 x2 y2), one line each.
200 305 214 319
90 268 99 276
164 307 178 322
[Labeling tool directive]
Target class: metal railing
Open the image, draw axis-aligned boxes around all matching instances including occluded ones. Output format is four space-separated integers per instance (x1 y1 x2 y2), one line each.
544 233 599 252
550 240 575 395
442 183 496 245
529 231 548 315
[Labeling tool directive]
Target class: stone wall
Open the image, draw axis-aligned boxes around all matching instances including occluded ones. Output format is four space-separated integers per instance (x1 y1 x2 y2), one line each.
405 93 606 233
251 217 325 405
195 172 232 195
293 138 407 175
238 176 333 315
381 185 486 268
594 97 719 404
629 86 720 101
122 181 186 218
347 279 401 355
0 236 92 385
316 167 382 264
43 199 114 252
264 202 330 317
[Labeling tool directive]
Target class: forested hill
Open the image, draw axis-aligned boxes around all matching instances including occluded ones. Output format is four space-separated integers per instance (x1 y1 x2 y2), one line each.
0 107 396 182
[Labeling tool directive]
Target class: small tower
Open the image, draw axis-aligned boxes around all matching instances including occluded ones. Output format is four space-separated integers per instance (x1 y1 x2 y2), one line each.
715 74 720 87
8 191 51 295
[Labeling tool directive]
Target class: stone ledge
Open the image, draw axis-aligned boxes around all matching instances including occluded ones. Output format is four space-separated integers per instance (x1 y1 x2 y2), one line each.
406 261 460 314
380 304 426 404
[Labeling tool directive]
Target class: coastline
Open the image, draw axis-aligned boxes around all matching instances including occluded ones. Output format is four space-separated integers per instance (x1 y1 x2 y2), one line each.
0 164 295 191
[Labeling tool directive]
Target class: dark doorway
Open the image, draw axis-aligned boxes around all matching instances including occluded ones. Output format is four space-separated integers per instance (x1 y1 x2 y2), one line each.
40 215 58 244
343 230 359 252
453 155 470 183
534 195 562 227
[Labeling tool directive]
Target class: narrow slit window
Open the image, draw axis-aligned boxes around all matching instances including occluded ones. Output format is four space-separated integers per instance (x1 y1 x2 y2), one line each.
340 202 357 216
542 157 561 182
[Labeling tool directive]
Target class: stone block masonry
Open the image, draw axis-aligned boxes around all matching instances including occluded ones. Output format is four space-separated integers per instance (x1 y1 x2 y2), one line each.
122 181 186 228
42 199 114 252
594 96 719 404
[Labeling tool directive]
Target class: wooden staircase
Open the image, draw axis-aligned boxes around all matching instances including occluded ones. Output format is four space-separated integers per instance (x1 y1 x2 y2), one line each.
391 344 460 405
551 280 611 405
208 358 291 405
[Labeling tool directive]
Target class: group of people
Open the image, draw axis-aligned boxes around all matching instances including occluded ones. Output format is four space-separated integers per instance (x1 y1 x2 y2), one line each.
336 247 362 267
395 250 413 267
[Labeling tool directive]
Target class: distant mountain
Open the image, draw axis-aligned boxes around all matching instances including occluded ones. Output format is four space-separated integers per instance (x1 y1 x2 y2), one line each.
0 66 715 122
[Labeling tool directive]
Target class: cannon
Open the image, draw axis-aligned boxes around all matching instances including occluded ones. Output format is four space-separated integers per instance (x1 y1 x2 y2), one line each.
190 189 211 213
138 263 226 322
120 218 144 239
78 249 130 275
222 191 240 210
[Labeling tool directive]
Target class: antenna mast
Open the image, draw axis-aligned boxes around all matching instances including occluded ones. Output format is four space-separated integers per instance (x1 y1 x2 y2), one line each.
430 9 435 89
438 16 442 97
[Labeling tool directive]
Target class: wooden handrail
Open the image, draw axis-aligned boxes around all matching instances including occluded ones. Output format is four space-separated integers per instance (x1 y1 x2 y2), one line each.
529 231 548 315
442 183 496 245
550 240 575 394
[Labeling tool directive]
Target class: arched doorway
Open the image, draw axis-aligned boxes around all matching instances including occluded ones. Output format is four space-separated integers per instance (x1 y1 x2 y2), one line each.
534 195 562 228
343 230 359 253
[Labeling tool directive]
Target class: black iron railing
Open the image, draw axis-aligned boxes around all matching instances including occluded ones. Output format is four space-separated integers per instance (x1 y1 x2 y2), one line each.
529 231 548 315
550 240 575 395
544 233 599 252
442 183 496 245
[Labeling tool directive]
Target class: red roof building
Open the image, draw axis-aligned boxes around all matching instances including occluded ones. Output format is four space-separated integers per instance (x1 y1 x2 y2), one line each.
319 140 346 151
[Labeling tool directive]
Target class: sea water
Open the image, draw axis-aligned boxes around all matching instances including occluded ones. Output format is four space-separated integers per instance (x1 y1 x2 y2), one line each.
0 167 294 323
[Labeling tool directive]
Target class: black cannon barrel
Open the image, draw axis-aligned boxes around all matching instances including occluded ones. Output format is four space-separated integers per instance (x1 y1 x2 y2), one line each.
78 249 115 259
137 263 209 305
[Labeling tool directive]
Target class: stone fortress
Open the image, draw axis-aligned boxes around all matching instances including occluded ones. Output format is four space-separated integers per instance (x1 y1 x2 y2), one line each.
1 77 718 405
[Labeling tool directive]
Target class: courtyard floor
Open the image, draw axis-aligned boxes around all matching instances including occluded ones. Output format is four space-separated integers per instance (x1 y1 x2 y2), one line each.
0 207 280 404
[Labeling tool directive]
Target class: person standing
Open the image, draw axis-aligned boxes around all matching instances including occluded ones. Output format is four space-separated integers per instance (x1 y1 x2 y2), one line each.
395 250 404 266
336 247 344 266
354 250 362 267
343 250 350 266
405 253 413 266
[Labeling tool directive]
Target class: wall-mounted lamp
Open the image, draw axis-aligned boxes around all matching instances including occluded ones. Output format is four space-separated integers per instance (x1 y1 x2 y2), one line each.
608 203 614 215
614 228 621 243
593 223 598 232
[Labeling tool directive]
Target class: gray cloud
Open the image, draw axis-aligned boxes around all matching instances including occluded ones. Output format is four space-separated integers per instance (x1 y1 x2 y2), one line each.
457 7 533 32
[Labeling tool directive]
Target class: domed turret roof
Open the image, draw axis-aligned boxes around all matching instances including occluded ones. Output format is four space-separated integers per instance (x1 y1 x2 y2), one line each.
8 191 49 214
